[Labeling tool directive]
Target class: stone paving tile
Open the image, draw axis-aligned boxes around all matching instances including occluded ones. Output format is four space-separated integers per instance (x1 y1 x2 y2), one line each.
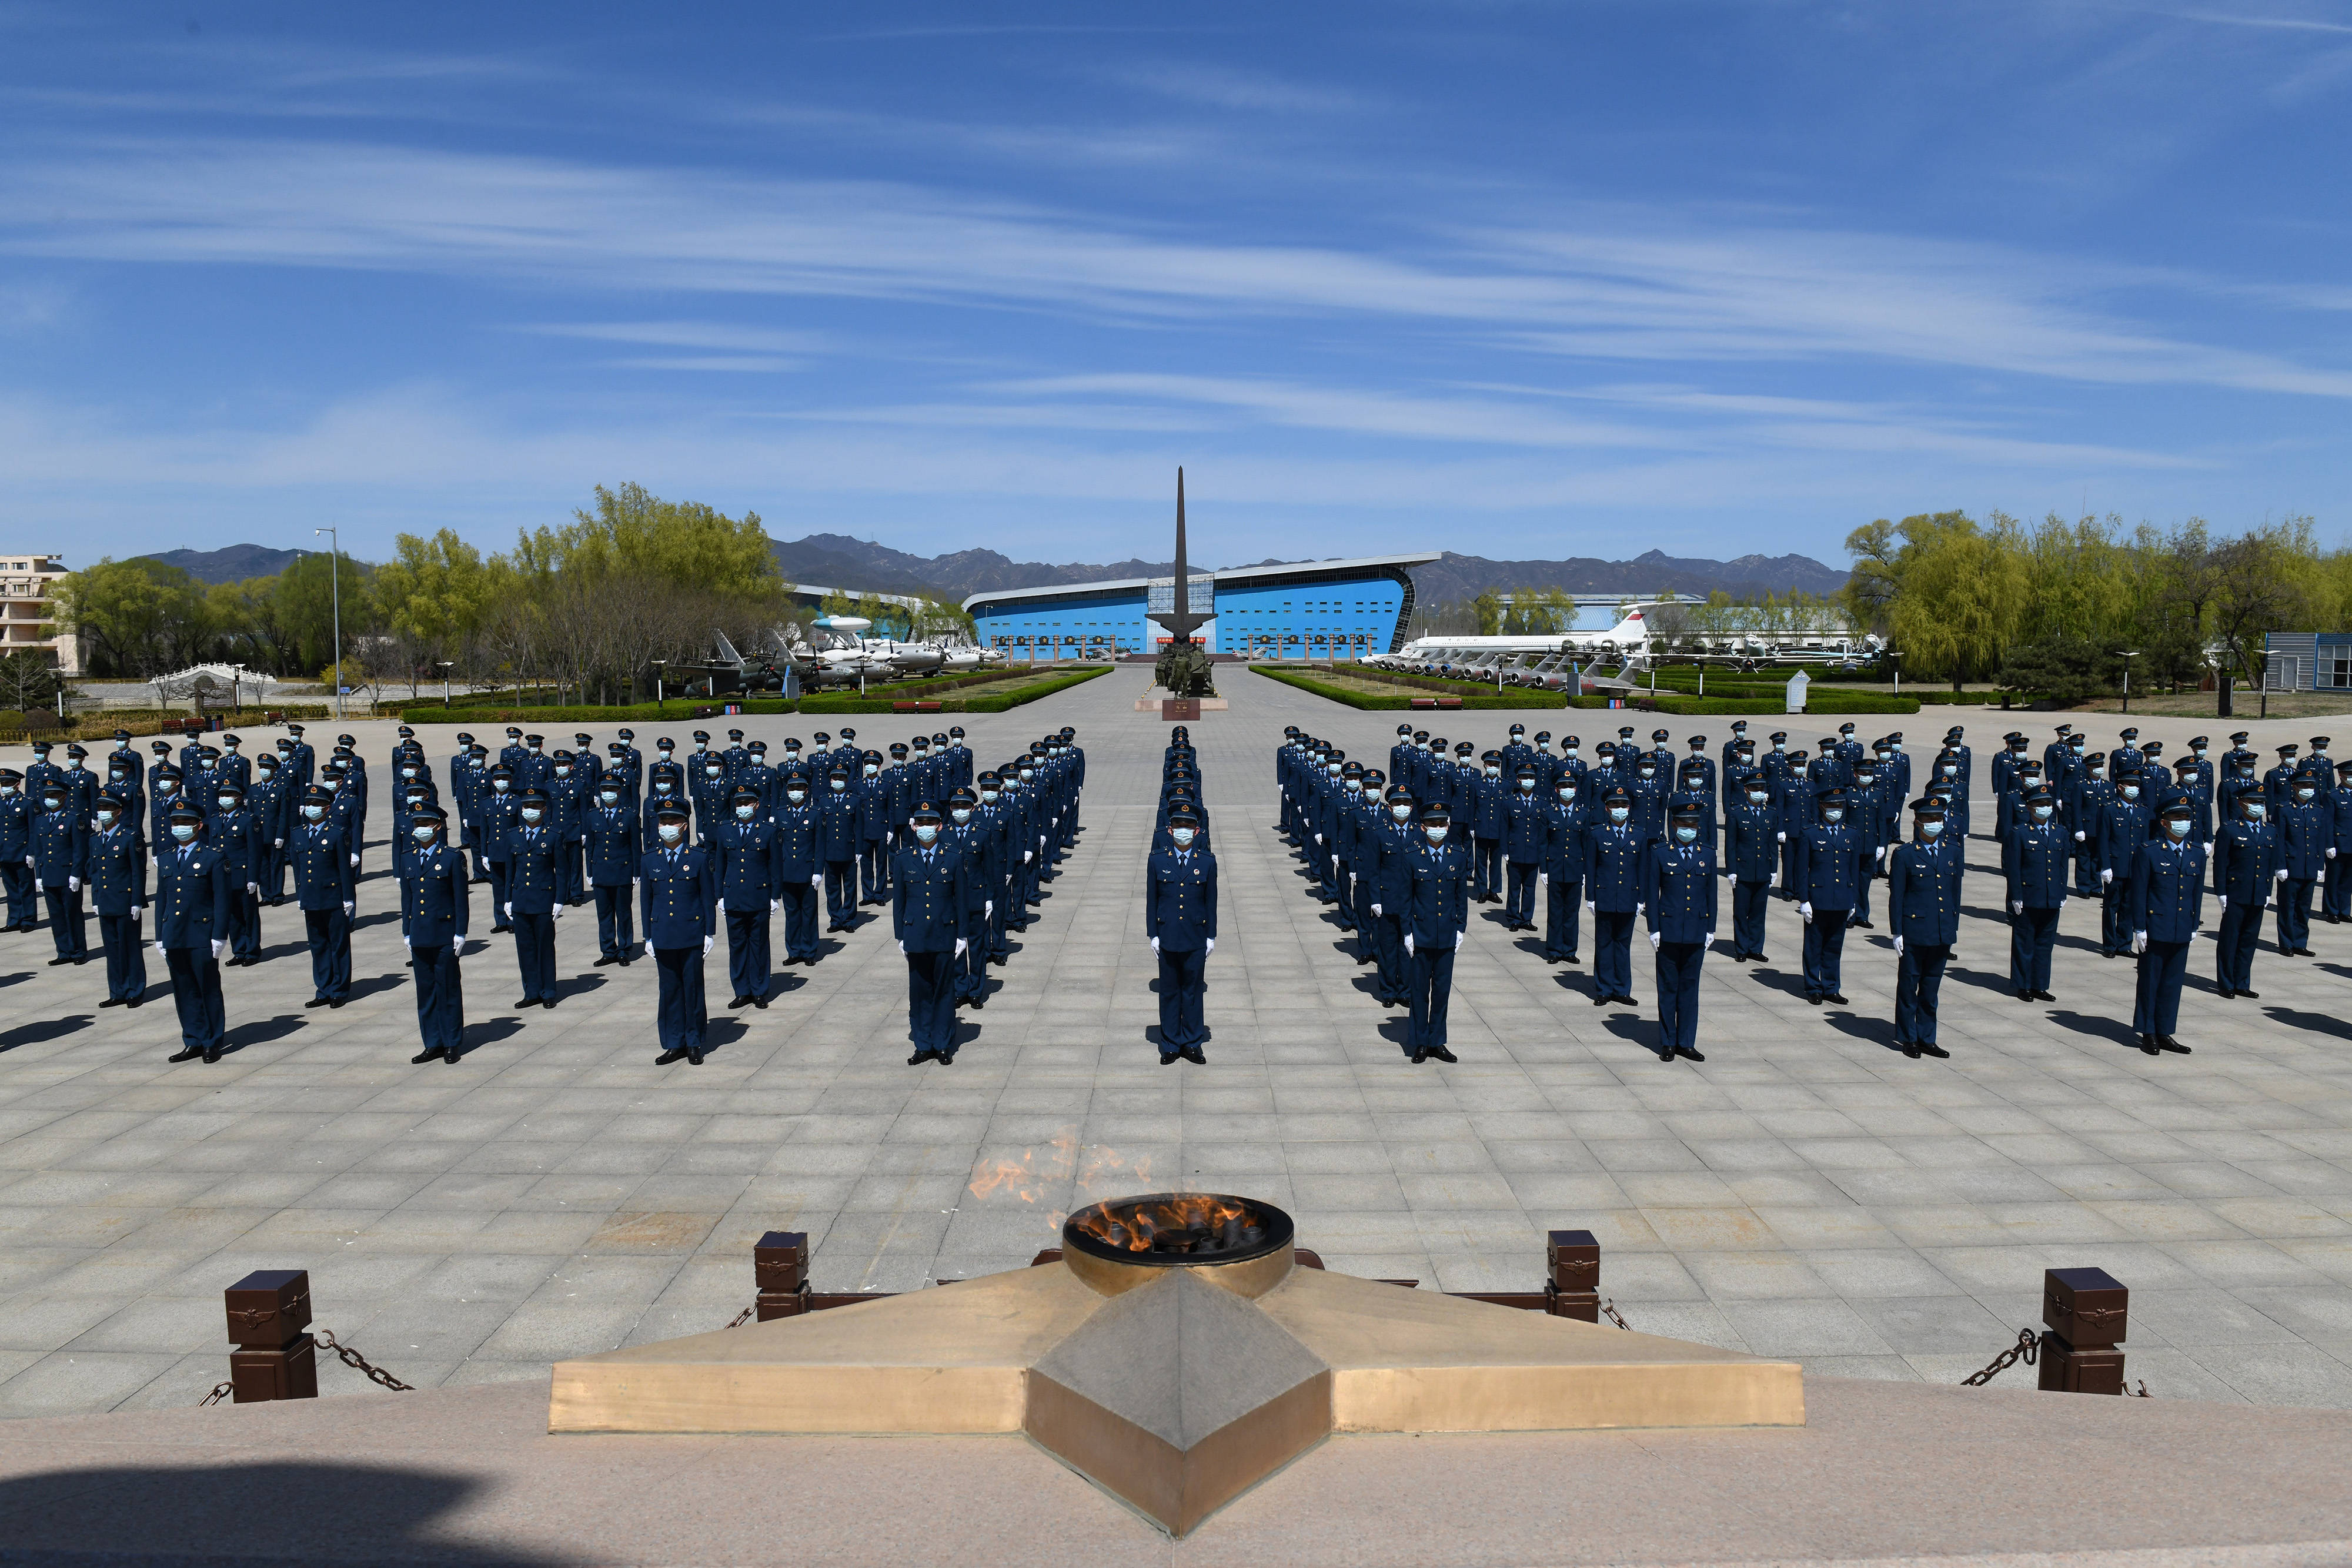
0 674 2349 1414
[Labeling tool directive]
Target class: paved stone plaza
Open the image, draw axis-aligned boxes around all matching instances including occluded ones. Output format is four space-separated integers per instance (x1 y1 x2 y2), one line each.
0 666 2349 1417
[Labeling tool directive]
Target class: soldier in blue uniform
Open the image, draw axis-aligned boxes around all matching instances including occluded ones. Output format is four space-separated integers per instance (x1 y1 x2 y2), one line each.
1584 785 1645 1006
400 804 470 1064
29 775 89 964
1845 752 1888 928
549 750 590 905
250 750 290 904
503 787 565 1008
818 765 862 931
2276 765 2328 956
1468 750 1506 903
2213 786 2280 999
153 803 229 1062
642 801 717 1064
2003 784 2070 1002
711 784 782 1009
771 770 824 964
2067 751 2112 896
1536 766 1585 965
1644 801 1716 1062
856 748 894 903
480 765 521 930
87 790 149 1007
288 783 358 1007
1500 764 1548 933
642 758 687 851
1401 800 1470 1064
1886 794 1963 1058
2327 758 2352 924
0 769 33 932
209 781 266 965
1147 804 1217 1064
1364 784 1415 1002
1723 771 1780 962
2129 798 2206 1057
2094 770 2152 958
582 775 642 966
1792 785 1866 1005
894 801 973 1065
100 748 145 844
944 785 997 1008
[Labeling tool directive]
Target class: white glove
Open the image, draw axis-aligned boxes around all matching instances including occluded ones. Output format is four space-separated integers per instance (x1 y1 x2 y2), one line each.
1705 931 1715 945
702 934 714 956
2219 895 2228 910
64 874 81 892
2012 900 2024 915
2133 931 2148 955
2331 849 2339 860
1023 852 1031 864
954 938 967 957
1892 935 1905 955
2100 869 2112 885
503 902 513 920
811 874 823 887
885 831 893 843
983 900 993 917
1204 938 1215 955
130 908 141 924
1875 847 1888 862
152 940 164 952
1404 933 1415 955
1151 936 1161 955
402 935 412 950
452 941 464 961
349 854 359 866
1648 930 1662 949
2074 831 2086 842
275 838 284 848
1768 874 1779 888
246 882 257 895
897 939 907 954
2276 868 2289 880
1584 900 1595 912
769 898 781 912
210 939 224 960
1776 831 1786 842
1799 901 1812 921
1369 902 1381 916
553 904 563 919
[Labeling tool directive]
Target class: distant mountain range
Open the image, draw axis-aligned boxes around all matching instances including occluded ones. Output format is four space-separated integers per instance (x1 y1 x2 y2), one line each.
141 544 306 584
770 534 1849 605
134 536 1850 604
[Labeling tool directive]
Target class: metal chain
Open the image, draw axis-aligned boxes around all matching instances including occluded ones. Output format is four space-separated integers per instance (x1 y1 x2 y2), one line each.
313 1329 414 1392
727 1305 756 1328
1962 1328 2040 1386
1601 1298 1632 1331
2131 1380 2151 1397
199 1381 233 1406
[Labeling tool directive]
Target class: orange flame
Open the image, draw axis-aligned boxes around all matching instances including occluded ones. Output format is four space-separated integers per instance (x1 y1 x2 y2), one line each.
1068 1193 1256 1253
967 1129 1078 1206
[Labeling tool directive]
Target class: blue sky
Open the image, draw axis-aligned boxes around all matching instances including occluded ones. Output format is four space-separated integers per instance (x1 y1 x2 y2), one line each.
2 1 2347 571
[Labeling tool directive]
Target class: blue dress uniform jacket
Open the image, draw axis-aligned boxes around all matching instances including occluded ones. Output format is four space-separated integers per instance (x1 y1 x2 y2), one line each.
29 803 88 888
85 821 148 917
1404 836 1472 950
1790 821 1866 911
1583 821 1647 914
2004 822 2072 908
1886 836 1965 946
288 818 356 909
502 824 562 915
2129 834 2207 1038
640 844 719 947
400 842 472 948
1724 798 1780 882
583 806 642 887
1643 839 1718 944
1147 846 1218 952
892 841 973 953
711 819 784 911
152 840 227 948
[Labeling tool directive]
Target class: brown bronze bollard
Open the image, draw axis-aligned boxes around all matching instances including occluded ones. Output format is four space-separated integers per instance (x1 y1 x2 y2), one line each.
2039 1266 2128 1394
1546 1230 1601 1322
225 1269 318 1403
754 1231 811 1320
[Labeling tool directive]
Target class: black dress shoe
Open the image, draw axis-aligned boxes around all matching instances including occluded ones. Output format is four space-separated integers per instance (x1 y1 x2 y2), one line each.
907 1048 936 1066
542 997 559 1009
2297 947 2316 957
2140 1035 2161 1055
1655 1047 1676 1062
1808 994 1823 1006
1901 1041 1920 1058
2159 1035 2191 1053
656 1048 689 1065
1160 1051 1180 1065
306 995 332 1008
687 1047 704 1065
328 997 346 1009
2241 988 2260 999
1829 994 1849 1005
1919 1041 1949 1058
204 1047 222 1064
593 955 618 967
125 995 142 1009
1182 1045 1206 1064
167 1045 203 1063
2218 986 2237 999
412 1046 446 1064
727 995 753 1009
1428 1045 1458 1064
2016 991 2034 1002
1410 1048 1429 1064
99 996 122 1009
2033 989 2056 1001
46 957 70 967
1675 1045 1705 1062
514 998 537 1009
753 995 769 1009
443 1047 463 1065
1591 993 1611 1007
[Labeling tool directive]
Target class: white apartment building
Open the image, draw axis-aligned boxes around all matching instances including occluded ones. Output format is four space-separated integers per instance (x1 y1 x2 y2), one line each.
0 556 78 673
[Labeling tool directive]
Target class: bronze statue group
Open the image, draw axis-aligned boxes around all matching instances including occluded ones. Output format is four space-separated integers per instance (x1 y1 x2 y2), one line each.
0 719 1086 1069
1277 718 2344 1063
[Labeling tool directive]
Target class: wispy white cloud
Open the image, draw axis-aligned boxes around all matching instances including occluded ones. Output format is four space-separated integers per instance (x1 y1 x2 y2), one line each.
3 135 2345 402
2162 8 2352 34
513 319 830 353
1099 62 1370 115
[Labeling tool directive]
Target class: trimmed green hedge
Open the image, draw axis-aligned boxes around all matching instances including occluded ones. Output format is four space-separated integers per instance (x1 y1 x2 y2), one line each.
1252 666 1568 710
402 699 797 725
1565 690 1921 716
798 665 1111 714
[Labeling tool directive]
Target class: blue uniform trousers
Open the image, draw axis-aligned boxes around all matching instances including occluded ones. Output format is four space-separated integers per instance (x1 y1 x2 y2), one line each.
987 891 1010 962
261 842 289 901
1593 911 1636 999
593 884 634 958
1406 942 1456 1055
2217 902 2265 992
224 887 261 959
1895 942 1950 1045
101 914 146 1002
2100 884 2132 955
42 886 86 959
2132 939 2189 1037
824 859 857 928
859 837 890 901
1730 880 1770 958
1852 862 1874 923
1371 909 1406 1004
953 934 987 1001
1352 876 1377 963
1505 860 1538 925
0 861 33 927
1315 840 1339 902
726 909 771 1001
654 945 706 1052
511 911 558 1003
1157 945 1206 1048
1331 857 1355 930
304 908 351 1001
1777 834 1799 897
777 882 819 961
2327 855 2352 919
411 944 464 1054
906 950 957 1054
1544 877 1582 960
164 945 224 1052
2008 906 2059 993
2073 837 2102 897
1472 837 1501 901
558 840 585 903
487 862 511 928
1653 940 1703 1054
2278 878 2315 950
1801 908 1850 998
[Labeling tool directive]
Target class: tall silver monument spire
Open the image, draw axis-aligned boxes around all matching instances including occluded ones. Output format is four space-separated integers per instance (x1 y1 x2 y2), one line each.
1148 467 1208 645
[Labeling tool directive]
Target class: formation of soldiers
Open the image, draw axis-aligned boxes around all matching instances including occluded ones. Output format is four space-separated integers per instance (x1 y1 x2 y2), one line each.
1145 727 1217 1063
1276 718 2351 1062
0 720 1087 1069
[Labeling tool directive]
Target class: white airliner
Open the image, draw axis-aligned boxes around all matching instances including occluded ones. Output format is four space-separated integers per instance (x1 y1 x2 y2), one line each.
1367 607 1654 688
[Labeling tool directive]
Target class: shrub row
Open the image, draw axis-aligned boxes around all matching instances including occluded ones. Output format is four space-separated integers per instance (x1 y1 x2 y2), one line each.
1251 666 1568 711
798 666 1111 714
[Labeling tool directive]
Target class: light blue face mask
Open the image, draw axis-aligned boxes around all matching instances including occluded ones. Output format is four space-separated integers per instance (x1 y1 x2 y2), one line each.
1424 825 1448 844
658 823 683 843
1171 828 1195 848
1607 807 1629 824
1822 808 1844 823
170 824 196 843
913 824 940 845
2166 819 2190 839
2245 803 2266 820
1673 826 1698 844
2032 805 2054 821
412 824 436 842
1920 820 1945 838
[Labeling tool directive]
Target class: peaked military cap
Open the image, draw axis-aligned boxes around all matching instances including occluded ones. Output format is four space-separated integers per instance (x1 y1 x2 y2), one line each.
931 734 950 746
1412 730 1429 743
571 731 592 745
1342 760 1364 776
2054 723 2074 735
728 784 762 805
908 799 944 824
63 743 86 759
520 733 543 746
838 728 857 741
1384 783 1414 804
1419 800 1452 823
1479 748 1501 764
302 783 333 803
222 733 243 748
691 730 711 742
1816 787 1847 805
1945 726 1965 738
2189 735 2208 747
1651 728 1671 743
2175 755 2199 771
1396 723 1414 736
1909 795 1947 814
655 800 690 821
517 787 550 804
1730 719 1749 730
910 734 929 748
2315 737 2334 750
1602 787 1632 806
167 801 206 824
618 728 636 741
2280 743 2301 755
747 739 768 754
215 781 245 800
1769 731 1788 743
1671 800 1705 820
1534 731 1553 745
950 727 965 739
1166 805 1201 828
2118 727 2139 740
2084 751 2107 765
945 784 975 807
1688 734 1707 747
1839 722 1857 734
0 768 23 784
2159 798 2194 818
412 801 447 824
2230 731 2250 744
1508 723 1526 736
1618 726 1636 738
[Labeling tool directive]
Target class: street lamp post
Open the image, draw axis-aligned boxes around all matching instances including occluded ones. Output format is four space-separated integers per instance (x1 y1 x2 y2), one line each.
651 660 667 710
313 529 342 719
437 661 455 708
2117 650 2140 715
1890 650 1902 697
